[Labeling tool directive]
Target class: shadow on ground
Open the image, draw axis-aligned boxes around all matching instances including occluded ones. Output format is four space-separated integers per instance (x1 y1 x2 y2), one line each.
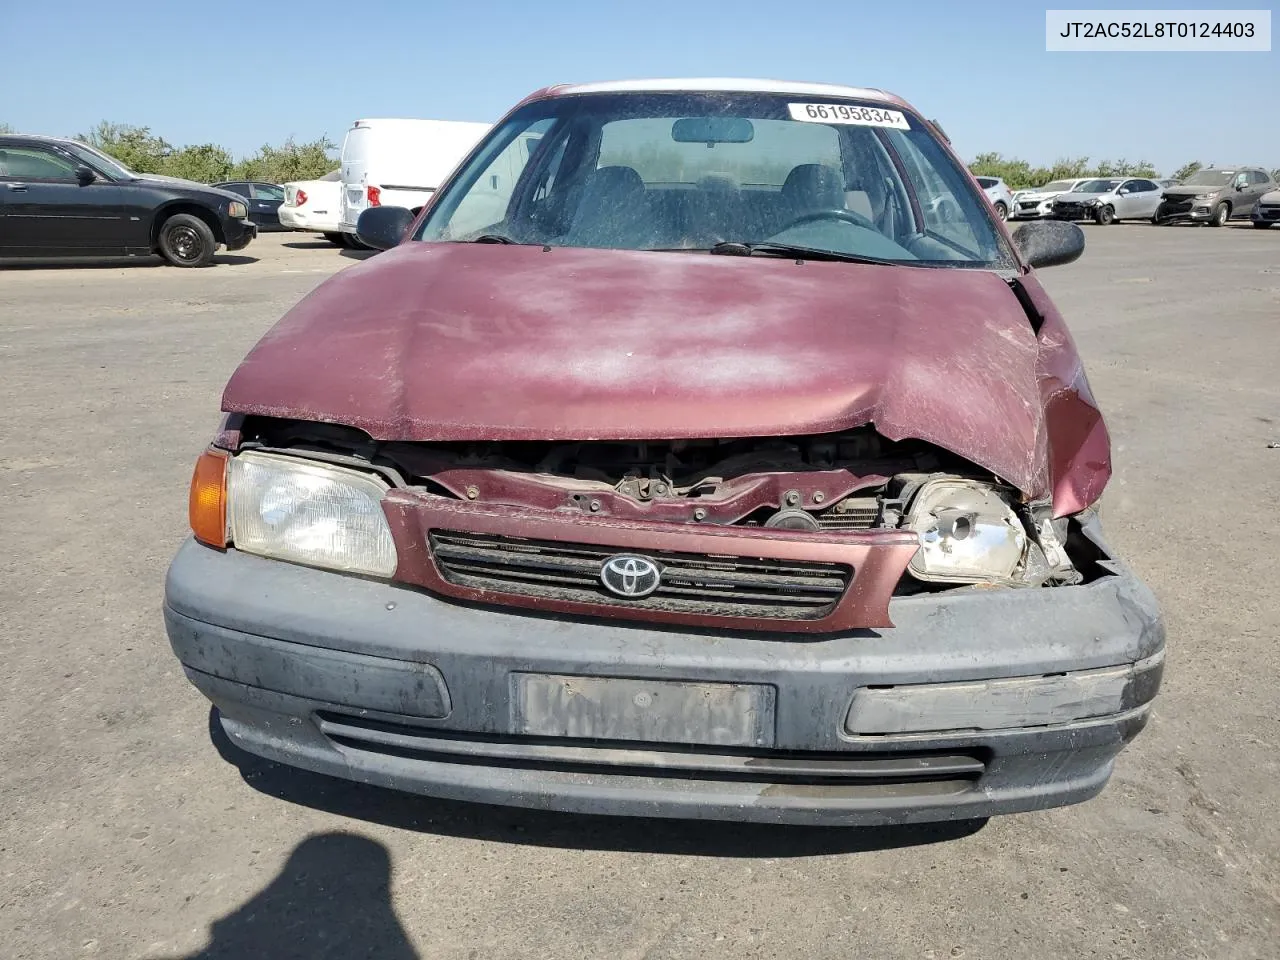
281 239 342 250
156 831 417 960
209 707 987 857
0 254 257 270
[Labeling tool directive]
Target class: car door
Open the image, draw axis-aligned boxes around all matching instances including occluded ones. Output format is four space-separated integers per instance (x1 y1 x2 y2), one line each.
1127 179 1161 217
0 142 128 253
249 183 284 227
1241 170 1270 214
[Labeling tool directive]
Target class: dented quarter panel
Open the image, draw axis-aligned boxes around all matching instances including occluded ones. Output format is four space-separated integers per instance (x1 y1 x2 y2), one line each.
221 242 1110 510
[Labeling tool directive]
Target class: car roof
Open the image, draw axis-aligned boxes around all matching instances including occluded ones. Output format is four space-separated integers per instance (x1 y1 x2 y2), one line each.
529 78 907 108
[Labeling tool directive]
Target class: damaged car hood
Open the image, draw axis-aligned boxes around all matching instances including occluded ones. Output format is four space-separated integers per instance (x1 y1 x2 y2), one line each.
223 242 1099 504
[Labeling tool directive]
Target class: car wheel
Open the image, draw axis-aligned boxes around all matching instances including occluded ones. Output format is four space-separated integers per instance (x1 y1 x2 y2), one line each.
322 232 345 246
158 213 216 267
1094 204 1115 225
994 201 1008 221
1209 202 1229 227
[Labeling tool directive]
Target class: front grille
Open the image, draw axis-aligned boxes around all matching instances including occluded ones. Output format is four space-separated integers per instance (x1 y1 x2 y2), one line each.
1162 198 1193 214
1053 203 1087 218
1257 205 1280 221
429 530 851 620
316 712 985 791
1018 200 1039 211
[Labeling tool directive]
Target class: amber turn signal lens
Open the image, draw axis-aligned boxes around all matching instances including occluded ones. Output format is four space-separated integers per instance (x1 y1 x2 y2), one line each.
189 449 229 547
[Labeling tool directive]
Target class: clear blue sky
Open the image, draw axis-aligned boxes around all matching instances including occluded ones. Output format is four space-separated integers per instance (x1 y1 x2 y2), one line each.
5 0 1275 175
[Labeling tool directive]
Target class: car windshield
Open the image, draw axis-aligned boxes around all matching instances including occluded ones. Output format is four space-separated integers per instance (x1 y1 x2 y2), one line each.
1038 180 1075 192
1181 169 1235 186
61 142 137 180
1077 179 1121 194
416 91 1011 268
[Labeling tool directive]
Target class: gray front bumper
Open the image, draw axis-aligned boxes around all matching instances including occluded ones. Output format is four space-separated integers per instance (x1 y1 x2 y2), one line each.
163 527 1164 826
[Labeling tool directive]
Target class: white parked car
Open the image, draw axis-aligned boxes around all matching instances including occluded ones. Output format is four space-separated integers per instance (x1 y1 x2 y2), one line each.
1009 178 1093 220
974 176 1013 220
338 119 492 239
278 170 345 244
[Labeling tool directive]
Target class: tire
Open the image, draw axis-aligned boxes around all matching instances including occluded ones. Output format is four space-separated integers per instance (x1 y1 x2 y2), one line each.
1209 202 1229 227
344 233 371 250
1094 204 1115 225
321 232 345 245
994 201 1008 221
158 213 216 267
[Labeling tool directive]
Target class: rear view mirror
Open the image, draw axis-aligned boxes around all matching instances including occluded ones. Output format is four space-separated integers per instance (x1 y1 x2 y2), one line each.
74 165 96 186
356 206 415 251
1011 219 1085 269
671 117 754 144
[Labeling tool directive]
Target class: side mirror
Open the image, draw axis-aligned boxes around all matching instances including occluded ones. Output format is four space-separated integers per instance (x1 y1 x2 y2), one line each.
1011 219 1085 269
1235 182 1247 191
356 206 415 251
74 165 96 186
1117 188 1129 195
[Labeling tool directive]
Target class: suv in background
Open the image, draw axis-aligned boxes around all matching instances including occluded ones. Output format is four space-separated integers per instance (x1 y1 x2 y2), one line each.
1155 167 1276 226
0 134 256 266
974 176 1013 220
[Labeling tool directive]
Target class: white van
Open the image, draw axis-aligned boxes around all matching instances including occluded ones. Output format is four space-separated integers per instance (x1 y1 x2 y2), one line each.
338 119 491 236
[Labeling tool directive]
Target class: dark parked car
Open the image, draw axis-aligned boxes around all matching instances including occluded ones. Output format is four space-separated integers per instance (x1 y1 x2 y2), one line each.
1154 166 1276 225
0 135 256 266
165 79 1163 827
213 181 286 231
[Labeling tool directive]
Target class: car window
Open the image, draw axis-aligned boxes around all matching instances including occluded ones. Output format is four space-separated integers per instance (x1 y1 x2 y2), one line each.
0 145 78 180
882 129 984 253
252 184 285 200
220 183 252 197
975 177 997 189
1249 170 1269 185
438 118 559 238
1134 179 1158 191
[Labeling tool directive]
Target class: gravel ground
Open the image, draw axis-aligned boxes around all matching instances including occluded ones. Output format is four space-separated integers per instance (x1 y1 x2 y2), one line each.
2 225 1278 959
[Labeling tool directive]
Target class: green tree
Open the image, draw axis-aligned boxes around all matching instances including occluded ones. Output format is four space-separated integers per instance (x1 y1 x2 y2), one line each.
230 136 336 183
0 122 13 135
164 143 234 183
75 121 172 174
1172 161 1202 181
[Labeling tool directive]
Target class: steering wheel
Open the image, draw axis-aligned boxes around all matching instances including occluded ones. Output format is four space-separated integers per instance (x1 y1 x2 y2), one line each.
778 208 878 233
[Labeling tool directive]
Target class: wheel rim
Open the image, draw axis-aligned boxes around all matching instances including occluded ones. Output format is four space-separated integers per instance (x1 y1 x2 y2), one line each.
169 225 202 262
996 203 1007 221
1216 205 1228 225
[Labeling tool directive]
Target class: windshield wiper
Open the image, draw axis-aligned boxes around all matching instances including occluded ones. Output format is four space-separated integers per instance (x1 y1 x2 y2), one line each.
708 241 894 265
468 234 515 244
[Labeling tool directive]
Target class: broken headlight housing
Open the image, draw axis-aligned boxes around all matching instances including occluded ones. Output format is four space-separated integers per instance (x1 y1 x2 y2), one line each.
903 478 1027 584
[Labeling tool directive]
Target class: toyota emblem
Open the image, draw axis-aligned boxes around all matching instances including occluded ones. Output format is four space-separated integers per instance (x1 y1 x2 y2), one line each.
599 554 662 598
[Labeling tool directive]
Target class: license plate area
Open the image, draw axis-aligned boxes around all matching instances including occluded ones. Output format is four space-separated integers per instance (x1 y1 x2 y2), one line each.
510 674 776 748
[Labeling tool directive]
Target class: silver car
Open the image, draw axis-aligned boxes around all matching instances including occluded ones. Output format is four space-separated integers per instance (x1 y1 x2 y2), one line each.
1050 177 1165 224
974 176 1013 220
1008 178 1093 220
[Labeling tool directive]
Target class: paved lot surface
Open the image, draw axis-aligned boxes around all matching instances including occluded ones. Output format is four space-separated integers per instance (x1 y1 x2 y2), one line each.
3 226 1279 959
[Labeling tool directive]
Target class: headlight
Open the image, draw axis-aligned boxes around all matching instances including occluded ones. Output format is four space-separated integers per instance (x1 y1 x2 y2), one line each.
904 478 1027 584
227 451 398 577
228 200 248 219
1193 193 1215 200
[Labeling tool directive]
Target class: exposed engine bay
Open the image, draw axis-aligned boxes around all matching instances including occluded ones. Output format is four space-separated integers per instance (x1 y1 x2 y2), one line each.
233 417 1099 589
